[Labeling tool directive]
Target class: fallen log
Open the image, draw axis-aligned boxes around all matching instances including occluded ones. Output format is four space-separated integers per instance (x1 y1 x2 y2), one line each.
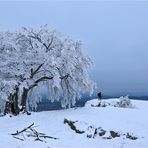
64 118 85 134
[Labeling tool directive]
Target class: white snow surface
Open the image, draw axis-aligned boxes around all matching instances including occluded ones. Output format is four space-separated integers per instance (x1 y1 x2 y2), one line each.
0 98 148 148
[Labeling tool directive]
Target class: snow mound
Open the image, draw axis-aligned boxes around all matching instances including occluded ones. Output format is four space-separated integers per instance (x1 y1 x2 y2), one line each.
85 96 135 108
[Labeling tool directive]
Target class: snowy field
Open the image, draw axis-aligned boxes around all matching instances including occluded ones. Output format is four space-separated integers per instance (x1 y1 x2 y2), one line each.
0 98 148 148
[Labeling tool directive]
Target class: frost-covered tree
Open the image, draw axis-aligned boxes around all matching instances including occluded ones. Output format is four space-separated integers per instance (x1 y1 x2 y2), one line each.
0 25 95 115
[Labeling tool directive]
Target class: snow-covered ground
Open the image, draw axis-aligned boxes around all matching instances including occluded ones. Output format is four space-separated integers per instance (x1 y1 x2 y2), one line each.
0 98 148 148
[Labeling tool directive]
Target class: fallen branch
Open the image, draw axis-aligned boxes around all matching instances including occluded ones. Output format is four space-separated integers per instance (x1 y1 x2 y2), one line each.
40 135 59 140
11 123 34 136
10 123 59 142
64 118 85 134
13 136 24 141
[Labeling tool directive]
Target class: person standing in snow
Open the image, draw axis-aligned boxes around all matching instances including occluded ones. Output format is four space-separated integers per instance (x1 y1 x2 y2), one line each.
97 92 102 101
97 92 103 107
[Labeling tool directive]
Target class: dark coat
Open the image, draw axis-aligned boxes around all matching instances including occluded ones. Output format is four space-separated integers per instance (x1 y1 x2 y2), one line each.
97 92 102 99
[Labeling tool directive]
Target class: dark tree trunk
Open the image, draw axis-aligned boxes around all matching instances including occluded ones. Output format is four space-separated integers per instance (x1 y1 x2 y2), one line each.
4 95 12 115
20 88 29 113
13 87 19 115
4 87 19 115
19 76 53 113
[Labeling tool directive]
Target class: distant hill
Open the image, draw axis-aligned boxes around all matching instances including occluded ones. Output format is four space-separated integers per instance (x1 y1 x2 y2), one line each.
37 97 91 111
36 95 148 111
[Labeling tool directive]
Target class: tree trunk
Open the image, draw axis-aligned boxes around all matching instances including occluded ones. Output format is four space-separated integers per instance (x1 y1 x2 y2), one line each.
4 95 12 115
13 87 19 115
4 87 19 115
19 76 53 113
20 88 29 113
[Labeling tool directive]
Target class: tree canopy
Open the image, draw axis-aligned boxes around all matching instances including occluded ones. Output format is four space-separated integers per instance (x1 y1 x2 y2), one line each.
0 25 95 115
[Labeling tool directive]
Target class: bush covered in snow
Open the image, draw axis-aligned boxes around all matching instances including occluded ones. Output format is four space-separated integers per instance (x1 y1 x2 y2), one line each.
115 96 134 108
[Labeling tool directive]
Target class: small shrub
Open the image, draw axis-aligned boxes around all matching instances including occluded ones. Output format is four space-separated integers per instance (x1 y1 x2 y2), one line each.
115 96 134 108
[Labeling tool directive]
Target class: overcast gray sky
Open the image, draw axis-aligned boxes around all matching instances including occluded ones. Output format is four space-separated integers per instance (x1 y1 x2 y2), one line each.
0 1 148 96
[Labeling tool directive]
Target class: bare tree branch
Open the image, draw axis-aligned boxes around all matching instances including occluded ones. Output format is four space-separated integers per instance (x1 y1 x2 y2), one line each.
11 123 34 136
